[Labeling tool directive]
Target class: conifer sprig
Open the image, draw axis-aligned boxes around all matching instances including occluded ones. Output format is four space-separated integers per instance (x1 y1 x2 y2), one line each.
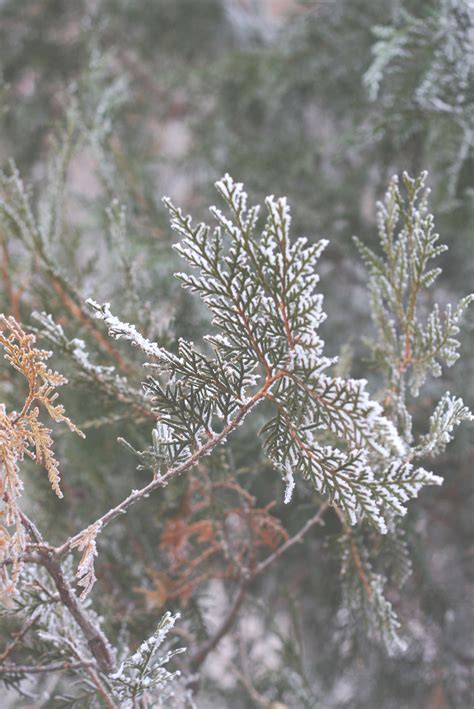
86 175 443 544
354 171 473 399
340 170 473 652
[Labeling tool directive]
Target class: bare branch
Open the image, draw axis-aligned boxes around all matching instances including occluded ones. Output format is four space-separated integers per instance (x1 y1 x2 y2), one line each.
0 613 38 663
253 501 330 577
190 501 330 670
38 554 115 674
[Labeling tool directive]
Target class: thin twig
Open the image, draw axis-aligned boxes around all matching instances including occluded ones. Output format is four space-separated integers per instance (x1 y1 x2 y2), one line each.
55 371 286 558
190 501 330 670
17 514 116 674
84 666 118 709
190 582 248 670
38 554 115 674
232 635 271 708
59 634 118 709
0 613 39 663
253 501 330 577
0 660 95 674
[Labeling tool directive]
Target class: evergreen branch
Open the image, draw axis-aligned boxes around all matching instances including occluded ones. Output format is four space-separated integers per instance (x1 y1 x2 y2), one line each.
55 369 286 559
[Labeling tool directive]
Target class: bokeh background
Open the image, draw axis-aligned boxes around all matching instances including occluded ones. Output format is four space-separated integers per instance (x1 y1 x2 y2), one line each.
0 1 473 707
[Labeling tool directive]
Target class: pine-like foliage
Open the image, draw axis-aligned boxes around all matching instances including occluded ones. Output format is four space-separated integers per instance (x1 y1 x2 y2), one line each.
364 0 473 196
0 170 471 701
0 564 191 708
354 171 473 412
89 175 445 541
0 3 472 705
109 612 189 707
334 170 473 652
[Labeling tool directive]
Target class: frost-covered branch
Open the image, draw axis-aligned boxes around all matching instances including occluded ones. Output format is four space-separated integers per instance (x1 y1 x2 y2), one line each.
1 171 471 700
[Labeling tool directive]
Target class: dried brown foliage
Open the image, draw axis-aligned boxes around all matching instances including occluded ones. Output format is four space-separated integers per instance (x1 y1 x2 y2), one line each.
70 520 102 600
138 472 289 609
0 315 83 592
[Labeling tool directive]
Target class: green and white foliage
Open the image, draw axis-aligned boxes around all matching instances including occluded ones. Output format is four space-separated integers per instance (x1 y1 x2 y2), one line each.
0 562 109 704
0 565 191 707
354 170 472 405
338 531 406 654
415 393 473 458
341 169 473 653
364 0 474 196
335 516 414 654
109 612 191 708
90 175 444 534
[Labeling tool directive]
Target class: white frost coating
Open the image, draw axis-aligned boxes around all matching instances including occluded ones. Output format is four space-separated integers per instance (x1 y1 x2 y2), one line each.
153 422 173 443
282 464 296 504
71 521 103 599
380 418 407 457
87 299 165 359
215 173 248 215
109 611 186 704
298 373 405 457
70 337 117 377
209 205 241 240
416 392 473 457
373 460 442 523
158 175 451 534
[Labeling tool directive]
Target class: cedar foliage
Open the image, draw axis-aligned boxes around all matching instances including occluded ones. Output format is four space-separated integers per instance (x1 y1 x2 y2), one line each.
0 1 472 707
0 169 471 706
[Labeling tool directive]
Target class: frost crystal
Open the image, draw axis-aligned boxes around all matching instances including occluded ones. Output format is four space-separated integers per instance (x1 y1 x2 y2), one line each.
110 612 186 706
282 465 296 504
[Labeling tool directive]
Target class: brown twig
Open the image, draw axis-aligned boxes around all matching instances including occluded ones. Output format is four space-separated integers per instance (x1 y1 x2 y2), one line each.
84 665 118 709
232 634 272 708
0 613 38 663
252 502 330 577
5 372 288 681
333 506 372 597
190 582 248 670
38 554 115 674
190 501 330 670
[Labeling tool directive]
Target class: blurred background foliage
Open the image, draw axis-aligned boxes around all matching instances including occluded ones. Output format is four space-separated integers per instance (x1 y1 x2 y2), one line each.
0 1 472 706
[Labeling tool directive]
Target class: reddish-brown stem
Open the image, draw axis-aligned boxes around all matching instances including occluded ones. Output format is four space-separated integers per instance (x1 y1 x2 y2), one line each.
235 302 271 376
279 299 297 351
